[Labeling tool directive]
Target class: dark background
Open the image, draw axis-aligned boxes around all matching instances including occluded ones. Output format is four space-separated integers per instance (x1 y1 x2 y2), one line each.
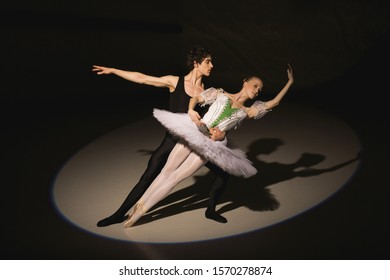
2 0 389 259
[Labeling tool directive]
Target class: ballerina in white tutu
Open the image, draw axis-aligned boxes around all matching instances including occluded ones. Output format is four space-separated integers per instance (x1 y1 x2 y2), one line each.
124 64 294 228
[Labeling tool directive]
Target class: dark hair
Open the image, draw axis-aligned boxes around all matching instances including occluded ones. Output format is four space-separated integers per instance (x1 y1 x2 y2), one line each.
186 45 213 70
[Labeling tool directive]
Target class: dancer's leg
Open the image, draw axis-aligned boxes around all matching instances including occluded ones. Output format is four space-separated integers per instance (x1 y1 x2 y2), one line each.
97 133 176 227
125 144 207 227
204 162 230 223
139 143 193 203
142 150 207 211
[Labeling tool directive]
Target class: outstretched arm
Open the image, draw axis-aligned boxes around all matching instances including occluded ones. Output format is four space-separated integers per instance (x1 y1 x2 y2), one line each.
92 65 178 92
264 64 294 110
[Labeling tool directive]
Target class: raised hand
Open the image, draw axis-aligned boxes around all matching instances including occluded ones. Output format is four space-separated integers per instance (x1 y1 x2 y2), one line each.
287 63 294 82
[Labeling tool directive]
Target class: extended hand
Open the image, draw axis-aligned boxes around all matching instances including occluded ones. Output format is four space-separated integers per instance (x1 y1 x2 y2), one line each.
188 109 202 126
209 127 226 141
287 63 294 82
92 65 113 75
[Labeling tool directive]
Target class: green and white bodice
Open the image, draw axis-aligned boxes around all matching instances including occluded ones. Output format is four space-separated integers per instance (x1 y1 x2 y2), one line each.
200 87 269 132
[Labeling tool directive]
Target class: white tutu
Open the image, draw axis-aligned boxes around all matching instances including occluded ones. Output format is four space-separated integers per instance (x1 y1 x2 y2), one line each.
153 108 257 178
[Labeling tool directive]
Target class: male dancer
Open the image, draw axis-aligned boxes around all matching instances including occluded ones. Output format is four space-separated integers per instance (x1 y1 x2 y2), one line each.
92 46 230 226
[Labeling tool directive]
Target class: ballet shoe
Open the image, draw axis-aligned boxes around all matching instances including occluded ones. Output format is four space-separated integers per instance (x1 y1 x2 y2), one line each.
205 208 228 223
97 214 128 227
124 203 145 228
124 215 136 228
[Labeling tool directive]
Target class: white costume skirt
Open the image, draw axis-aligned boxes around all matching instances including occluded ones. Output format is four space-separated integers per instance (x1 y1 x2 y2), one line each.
153 109 257 178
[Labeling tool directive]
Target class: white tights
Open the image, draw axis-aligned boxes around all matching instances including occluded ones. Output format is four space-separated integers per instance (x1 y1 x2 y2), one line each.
127 142 207 226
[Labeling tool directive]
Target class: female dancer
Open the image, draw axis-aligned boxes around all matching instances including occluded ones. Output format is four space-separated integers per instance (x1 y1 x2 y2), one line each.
124 64 294 228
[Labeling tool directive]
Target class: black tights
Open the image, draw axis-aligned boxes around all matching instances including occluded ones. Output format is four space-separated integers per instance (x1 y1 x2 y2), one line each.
205 160 230 211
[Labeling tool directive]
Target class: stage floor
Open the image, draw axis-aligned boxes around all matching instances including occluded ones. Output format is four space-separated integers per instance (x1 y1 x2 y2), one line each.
6 95 388 260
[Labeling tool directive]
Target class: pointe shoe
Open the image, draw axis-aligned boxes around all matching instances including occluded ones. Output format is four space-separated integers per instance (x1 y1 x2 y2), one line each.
124 215 136 228
124 203 145 228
